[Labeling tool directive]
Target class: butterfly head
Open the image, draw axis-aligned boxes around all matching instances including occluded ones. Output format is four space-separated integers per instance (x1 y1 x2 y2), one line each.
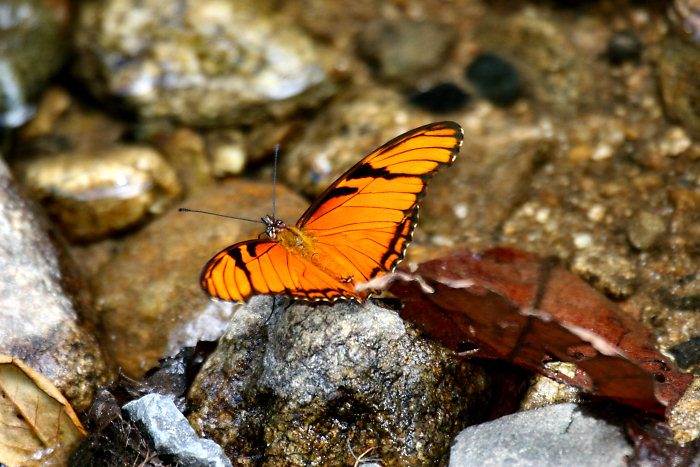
262 215 287 240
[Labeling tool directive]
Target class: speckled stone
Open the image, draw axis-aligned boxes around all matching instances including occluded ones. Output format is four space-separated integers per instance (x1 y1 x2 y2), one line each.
668 376 700 443
279 87 432 197
73 0 338 126
15 145 181 241
449 403 633 466
123 394 231 467
519 363 583 411
188 297 490 466
0 158 110 412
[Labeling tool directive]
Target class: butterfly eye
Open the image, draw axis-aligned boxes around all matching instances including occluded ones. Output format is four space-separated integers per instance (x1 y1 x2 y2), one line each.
263 217 286 240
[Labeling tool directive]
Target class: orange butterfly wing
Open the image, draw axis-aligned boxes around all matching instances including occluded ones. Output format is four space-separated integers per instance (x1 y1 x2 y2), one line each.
200 121 463 302
200 239 359 302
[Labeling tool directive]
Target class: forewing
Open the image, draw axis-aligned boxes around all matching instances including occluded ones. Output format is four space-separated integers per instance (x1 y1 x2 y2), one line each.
297 121 463 284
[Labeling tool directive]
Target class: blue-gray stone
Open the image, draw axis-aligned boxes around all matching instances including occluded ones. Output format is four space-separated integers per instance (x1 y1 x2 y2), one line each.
123 393 231 467
449 403 633 466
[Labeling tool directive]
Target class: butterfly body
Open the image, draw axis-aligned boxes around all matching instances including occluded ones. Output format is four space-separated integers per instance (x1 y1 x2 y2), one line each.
273 224 322 266
263 215 370 299
200 121 463 303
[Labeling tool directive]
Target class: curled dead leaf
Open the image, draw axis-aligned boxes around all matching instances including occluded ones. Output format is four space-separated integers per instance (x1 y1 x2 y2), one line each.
382 247 693 415
0 354 86 467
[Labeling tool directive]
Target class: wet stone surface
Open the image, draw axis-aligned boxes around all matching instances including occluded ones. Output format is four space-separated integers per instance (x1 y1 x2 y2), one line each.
73 0 338 126
519 363 583 411
14 145 181 241
668 376 700 443
0 158 110 412
2 0 700 463
123 394 231 467
188 297 490 466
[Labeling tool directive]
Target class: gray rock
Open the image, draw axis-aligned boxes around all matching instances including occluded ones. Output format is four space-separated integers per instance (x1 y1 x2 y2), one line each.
357 19 456 83
0 158 109 412
73 0 337 126
123 393 232 467
449 403 633 467
188 296 490 466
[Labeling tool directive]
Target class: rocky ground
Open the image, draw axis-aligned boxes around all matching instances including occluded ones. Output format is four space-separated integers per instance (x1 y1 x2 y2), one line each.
1 0 699 465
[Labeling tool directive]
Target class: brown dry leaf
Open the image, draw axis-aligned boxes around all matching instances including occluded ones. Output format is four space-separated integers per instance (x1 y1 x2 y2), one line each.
384 247 693 415
0 354 86 467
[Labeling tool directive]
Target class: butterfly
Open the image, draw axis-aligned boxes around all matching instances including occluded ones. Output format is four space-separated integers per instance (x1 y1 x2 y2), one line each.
200 121 463 303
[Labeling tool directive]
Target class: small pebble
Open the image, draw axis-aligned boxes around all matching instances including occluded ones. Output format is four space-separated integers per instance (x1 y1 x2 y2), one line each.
606 30 642 66
660 127 691 157
573 232 593 249
409 82 470 113
449 403 633 466
453 203 469 219
627 211 666 250
535 207 550 223
211 142 246 177
669 337 700 369
466 53 522 106
591 143 614 161
123 393 232 467
587 204 605 223
520 362 582 410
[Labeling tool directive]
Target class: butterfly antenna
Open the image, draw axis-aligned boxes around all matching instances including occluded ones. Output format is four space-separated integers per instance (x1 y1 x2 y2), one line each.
178 208 264 224
272 143 279 220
